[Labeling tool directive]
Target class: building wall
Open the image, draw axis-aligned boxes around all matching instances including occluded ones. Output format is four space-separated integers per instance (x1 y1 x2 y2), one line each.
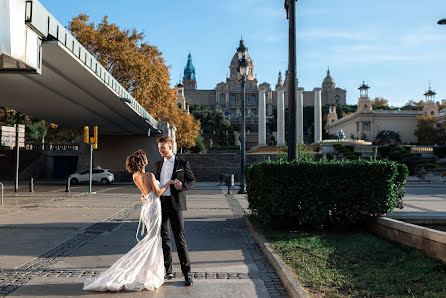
326 112 421 144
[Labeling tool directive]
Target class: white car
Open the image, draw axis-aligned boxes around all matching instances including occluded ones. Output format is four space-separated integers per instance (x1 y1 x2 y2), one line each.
68 168 114 185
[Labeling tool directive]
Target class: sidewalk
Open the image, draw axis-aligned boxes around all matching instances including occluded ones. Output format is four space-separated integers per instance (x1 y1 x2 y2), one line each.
0 183 287 297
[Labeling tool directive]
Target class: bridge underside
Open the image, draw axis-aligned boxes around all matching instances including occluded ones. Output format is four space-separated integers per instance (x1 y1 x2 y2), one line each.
0 41 157 135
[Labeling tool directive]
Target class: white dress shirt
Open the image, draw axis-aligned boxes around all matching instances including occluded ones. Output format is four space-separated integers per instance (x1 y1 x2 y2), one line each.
160 155 175 196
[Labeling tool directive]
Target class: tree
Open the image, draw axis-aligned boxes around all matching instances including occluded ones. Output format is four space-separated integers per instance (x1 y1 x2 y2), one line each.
375 130 401 145
414 116 446 145
68 14 200 148
372 97 388 107
401 100 424 111
189 105 233 146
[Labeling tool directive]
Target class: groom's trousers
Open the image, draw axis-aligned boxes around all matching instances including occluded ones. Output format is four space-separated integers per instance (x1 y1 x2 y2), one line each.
160 196 191 275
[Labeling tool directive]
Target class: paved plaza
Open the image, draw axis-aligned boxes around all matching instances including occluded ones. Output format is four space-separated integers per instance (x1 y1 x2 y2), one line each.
0 180 444 297
0 182 286 297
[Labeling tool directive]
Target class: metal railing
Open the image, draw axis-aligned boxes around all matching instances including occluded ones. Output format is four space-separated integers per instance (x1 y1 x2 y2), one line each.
23 143 79 151
410 146 434 153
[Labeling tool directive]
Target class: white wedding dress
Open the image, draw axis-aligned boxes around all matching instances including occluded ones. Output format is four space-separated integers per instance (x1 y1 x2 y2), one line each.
83 183 164 292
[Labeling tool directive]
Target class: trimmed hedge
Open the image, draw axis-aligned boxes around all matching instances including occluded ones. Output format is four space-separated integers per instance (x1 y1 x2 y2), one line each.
433 146 446 158
246 159 408 229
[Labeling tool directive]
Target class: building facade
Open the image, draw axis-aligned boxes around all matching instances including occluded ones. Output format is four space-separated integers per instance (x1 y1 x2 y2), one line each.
326 84 446 144
181 40 347 148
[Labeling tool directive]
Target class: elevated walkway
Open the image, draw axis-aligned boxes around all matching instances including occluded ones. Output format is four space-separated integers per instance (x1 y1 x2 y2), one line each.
0 0 161 136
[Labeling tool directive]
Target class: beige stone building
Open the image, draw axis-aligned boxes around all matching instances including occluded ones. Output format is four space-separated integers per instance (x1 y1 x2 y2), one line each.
181 40 347 148
326 83 446 144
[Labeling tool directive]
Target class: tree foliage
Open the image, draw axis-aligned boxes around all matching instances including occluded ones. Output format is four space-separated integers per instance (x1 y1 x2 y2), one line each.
414 116 446 145
401 100 425 111
375 130 401 145
189 105 234 146
68 14 199 147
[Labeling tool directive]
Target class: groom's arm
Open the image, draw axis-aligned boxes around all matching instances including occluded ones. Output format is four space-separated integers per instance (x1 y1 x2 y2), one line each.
181 161 196 191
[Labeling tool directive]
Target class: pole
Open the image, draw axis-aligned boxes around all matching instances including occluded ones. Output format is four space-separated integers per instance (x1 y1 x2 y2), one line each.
287 0 298 161
15 124 19 192
89 143 93 193
238 80 247 194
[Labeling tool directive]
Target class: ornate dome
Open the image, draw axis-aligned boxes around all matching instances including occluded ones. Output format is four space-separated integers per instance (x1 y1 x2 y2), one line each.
322 69 335 91
229 40 254 81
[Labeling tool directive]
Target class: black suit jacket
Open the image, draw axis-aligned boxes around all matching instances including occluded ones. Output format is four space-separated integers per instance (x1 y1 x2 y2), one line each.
154 157 196 211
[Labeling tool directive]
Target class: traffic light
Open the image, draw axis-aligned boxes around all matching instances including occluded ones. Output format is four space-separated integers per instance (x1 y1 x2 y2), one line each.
83 126 89 144
93 126 98 149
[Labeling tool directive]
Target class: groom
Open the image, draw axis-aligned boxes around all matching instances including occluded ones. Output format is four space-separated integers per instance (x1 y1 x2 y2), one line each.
154 136 195 286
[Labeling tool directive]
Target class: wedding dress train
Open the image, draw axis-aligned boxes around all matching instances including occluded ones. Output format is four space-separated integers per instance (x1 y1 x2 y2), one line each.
83 187 164 292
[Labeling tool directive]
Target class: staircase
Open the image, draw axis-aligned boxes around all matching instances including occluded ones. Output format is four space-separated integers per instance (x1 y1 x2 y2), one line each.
177 151 276 182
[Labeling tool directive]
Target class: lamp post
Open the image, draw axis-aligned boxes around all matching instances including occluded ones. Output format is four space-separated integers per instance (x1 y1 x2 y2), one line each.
438 18 446 25
236 40 249 194
285 0 298 161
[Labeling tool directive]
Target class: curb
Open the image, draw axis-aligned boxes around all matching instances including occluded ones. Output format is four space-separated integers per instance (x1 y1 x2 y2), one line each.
243 215 308 298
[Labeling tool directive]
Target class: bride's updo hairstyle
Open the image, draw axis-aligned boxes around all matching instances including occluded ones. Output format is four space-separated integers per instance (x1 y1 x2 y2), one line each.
125 150 148 173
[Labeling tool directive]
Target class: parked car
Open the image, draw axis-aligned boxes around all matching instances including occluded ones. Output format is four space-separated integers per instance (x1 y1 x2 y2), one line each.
67 168 114 185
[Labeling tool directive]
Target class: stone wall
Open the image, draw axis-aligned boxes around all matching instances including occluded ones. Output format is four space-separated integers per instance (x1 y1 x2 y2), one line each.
177 151 277 182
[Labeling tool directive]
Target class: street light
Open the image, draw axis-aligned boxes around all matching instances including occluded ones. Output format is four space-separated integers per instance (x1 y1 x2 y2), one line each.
237 39 249 194
438 18 446 25
284 0 298 161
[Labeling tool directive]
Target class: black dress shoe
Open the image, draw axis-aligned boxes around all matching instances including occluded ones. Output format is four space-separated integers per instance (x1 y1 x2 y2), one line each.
164 273 174 280
184 274 193 286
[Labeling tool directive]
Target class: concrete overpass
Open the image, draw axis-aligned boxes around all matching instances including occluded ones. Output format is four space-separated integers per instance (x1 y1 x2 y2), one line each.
0 0 176 175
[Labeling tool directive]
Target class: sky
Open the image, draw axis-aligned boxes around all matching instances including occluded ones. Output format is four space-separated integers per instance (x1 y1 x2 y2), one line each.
39 0 446 107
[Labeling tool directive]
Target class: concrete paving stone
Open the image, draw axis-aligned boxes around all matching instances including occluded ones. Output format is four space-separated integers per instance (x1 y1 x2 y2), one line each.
8 276 271 298
0 229 79 270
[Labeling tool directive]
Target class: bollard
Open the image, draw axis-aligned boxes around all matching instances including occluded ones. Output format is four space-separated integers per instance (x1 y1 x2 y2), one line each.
225 174 235 194
65 178 71 193
0 182 3 206
29 177 34 192
219 173 225 185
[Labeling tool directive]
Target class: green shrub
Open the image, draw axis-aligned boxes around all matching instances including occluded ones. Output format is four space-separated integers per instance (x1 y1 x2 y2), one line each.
246 160 408 229
433 146 446 158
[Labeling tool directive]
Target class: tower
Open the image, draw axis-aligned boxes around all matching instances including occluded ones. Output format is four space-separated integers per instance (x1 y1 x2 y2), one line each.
357 81 372 113
183 53 197 90
176 83 189 113
327 105 338 124
422 84 438 117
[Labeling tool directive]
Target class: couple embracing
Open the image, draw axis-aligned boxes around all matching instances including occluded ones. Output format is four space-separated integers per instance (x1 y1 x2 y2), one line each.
83 136 195 292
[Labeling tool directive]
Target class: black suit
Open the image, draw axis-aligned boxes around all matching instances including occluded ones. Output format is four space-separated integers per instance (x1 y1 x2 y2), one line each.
154 157 195 276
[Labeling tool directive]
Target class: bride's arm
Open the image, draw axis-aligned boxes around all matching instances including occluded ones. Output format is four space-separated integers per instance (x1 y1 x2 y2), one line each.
149 173 172 197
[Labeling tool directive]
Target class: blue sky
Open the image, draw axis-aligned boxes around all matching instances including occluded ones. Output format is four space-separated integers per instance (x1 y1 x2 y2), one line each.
40 0 446 107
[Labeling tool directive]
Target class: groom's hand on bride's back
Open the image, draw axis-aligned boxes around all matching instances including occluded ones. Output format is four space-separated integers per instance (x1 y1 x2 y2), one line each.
140 195 146 203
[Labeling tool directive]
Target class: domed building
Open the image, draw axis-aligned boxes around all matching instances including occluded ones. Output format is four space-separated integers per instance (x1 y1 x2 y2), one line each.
181 39 347 148
325 83 446 144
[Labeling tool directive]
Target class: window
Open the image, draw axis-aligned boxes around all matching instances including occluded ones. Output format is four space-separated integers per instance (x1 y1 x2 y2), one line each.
431 111 435 116
93 169 104 174
251 109 257 116
251 94 256 105
230 94 236 105
80 170 89 175
220 94 225 104
362 122 369 130
335 94 340 103
231 109 237 116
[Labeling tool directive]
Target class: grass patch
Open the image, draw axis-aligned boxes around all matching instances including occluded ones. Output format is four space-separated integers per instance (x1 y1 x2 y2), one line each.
253 217 446 297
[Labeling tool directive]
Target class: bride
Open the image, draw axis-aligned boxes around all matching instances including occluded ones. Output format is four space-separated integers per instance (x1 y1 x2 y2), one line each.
83 150 173 292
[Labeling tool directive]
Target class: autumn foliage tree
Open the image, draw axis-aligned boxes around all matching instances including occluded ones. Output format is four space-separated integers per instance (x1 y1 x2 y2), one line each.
68 14 200 147
414 116 446 145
